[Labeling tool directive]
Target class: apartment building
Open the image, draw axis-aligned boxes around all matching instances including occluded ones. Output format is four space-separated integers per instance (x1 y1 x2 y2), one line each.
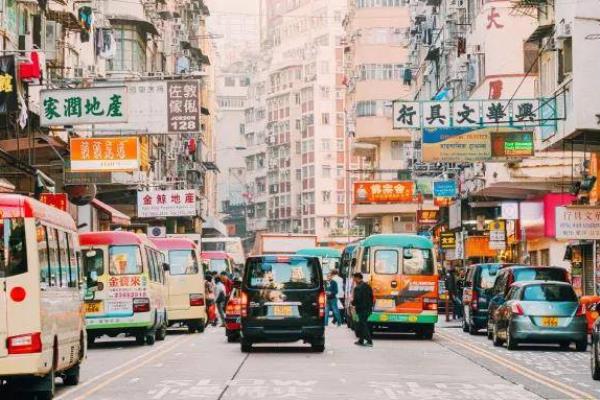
244 0 351 245
344 0 420 235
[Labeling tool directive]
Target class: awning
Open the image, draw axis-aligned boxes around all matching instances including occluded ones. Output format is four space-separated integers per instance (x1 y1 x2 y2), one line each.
92 198 131 226
46 9 81 31
107 15 159 36
527 24 553 43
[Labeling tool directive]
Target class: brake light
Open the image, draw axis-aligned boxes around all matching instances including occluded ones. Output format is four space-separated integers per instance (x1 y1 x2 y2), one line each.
7 332 42 354
240 291 248 317
510 303 524 316
470 289 479 311
423 297 437 311
318 291 326 318
133 298 150 313
226 299 242 315
189 294 205 307
576 303 586 317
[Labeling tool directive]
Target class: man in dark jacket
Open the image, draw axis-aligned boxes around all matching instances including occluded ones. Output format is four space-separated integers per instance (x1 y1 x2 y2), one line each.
351 272 374 347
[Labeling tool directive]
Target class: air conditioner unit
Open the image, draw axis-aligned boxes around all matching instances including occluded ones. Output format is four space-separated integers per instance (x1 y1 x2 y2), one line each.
148 226 167 238
556 21 572 40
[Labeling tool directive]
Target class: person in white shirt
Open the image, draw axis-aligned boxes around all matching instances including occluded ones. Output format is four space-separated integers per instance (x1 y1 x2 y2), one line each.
214 277 227 327
332 269 345 323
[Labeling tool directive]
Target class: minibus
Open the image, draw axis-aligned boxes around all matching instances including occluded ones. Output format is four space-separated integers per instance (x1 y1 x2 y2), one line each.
80 231 168 346
295 247 341 276
151 238 207 333
202 251 236 276
346 234 438 339
0 194 85 399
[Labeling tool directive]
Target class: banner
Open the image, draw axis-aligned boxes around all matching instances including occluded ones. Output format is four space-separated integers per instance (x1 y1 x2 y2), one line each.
41 86 128 126
433 180 457 198
70 137 139 172
353 181 414 204
422 127 533 162
0 56 17 113
137 189 197 218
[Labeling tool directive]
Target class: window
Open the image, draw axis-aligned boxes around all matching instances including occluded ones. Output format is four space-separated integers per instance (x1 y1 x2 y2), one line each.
37 225 49 285
513 268 568 282
224 76 236 87
246 257 320 290
47 228 60 286
146 248 157 281
402 248 434 275
540 249 550 266
109 245 142 275
360 248 370 273
67 233 79 286
239 124 245 134
322 166 331 178
479 264 500 290
355 100 392 117
374 250 398 274
0 218 27 279
322 190 331 203
109 24 147 73
83 249 104 289
57 231 70 287
321 113 330 125
391 141 403 161
209 259 229 274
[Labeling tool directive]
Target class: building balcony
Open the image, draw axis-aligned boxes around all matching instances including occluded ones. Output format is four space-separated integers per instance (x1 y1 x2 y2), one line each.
354 80 411 102
354 116 411 141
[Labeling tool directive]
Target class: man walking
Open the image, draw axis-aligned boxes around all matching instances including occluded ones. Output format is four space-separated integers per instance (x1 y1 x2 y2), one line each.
325 273 342 326
351 272 374 347
332 269 345 323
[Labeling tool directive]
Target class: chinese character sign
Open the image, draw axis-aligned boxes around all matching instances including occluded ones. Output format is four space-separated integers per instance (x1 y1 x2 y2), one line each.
70 137 139 172
0 56 17 113
417 210 439 225
41 87 128 126
137 189 197 218
167 81 199 133
556 206 600 240
353 181 414 204
40 193 68 211
393 101 420 129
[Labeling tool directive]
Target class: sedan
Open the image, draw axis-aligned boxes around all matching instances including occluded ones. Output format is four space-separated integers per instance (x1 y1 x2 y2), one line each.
491 281 587 351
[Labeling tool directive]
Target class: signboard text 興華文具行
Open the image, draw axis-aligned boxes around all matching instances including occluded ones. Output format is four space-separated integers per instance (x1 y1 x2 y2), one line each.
353 181 414 204
137 189 197 218
555 206 600 240
70 137 140 172
41 86 128 126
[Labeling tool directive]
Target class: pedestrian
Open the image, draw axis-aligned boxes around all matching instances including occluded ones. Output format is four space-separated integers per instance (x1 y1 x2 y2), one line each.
205 274 218 326
332 269 345 323
220 271 233 296
351 272 374 347
324 273 342 326
445 266 458 320
214 276 227 327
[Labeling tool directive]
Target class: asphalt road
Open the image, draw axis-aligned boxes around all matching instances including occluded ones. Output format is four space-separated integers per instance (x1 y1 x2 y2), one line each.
10 320 596 400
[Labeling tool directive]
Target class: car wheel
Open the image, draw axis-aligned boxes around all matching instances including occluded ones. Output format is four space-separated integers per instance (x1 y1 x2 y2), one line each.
576 339 588 352
135 334 145 346
240 338 252 353
227 333 239 343
197 319 206 333
311 338 325 352
63 363 80 386
592 341 600 380
492 324 503 347
506 328 518 351
87 335 95 348
146 333 156 346
156 323 167 341
36 368 56 400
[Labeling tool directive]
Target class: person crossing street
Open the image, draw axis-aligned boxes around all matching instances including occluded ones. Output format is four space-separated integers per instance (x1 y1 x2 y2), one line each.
351 272 374 347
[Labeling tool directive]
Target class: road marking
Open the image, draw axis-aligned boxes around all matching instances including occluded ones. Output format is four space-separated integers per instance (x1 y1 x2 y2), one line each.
438 332 595 400
54 335 189 400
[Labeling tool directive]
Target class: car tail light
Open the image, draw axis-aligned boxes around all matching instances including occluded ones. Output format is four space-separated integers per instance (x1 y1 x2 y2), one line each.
510 303 524 316
240 291 248 317
189 294 205 307
423 297 437 311
576 303 585 317
133 298 150 313
7 332 42 354
318 291 326 318
470 289 479 311
226 299 241 315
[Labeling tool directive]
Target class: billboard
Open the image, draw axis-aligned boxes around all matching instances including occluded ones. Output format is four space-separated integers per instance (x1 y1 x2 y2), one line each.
41 86 128 126
70 137 140 172
417 210 439 225
353 181 414 204
555 206 600 240
433 180 457 198
137 189 197 218
422 127 533 163
0 56 17 113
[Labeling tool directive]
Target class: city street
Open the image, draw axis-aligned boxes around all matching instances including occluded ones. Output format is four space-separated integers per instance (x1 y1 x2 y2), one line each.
43 322 597 400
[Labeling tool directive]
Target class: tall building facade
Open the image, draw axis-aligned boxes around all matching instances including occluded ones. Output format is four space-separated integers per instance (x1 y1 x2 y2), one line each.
244 0 352 245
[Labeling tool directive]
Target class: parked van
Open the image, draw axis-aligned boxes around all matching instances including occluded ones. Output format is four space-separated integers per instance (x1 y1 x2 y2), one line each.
347 234 438 339
151 238 207 333
81 231 168 346
0 195 86 399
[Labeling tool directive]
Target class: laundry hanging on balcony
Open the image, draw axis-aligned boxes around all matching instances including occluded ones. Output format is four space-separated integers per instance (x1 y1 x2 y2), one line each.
95 29 116 59
78 7 94 42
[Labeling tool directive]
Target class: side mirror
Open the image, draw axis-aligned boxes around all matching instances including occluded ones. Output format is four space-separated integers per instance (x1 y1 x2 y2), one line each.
162 263 170 272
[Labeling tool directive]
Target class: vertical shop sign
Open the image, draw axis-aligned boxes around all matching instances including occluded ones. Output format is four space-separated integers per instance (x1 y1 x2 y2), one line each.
167 80 199 132
0 56 17 113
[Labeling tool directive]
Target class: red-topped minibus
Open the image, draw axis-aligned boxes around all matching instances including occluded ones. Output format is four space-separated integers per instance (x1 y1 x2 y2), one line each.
0 194 85 399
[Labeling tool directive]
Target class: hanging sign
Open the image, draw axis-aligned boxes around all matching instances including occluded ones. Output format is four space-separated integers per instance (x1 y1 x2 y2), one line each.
353 181 414 204
433 180 457 198
70 137 139 172
556 206 600 240
137 189 197 218
440 232 456 249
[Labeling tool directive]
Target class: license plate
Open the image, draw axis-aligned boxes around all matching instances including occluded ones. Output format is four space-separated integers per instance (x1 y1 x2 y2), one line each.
272 305 293 316
375 299 395 309
85 302 103 314
541 316 558 327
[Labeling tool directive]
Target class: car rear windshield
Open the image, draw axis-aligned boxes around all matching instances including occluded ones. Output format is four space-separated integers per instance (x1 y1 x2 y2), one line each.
169 250 199 275
403 248 434 275
522 284 577 302
0 218 27 277
246 257 320 290
513 268 567 282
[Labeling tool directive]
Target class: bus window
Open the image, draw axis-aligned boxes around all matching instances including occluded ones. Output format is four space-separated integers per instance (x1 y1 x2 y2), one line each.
146 248 156 282
209 259 229 274
360 248 369 274
169 250 199 275
47 228 60 286
374 250 399 274
67 233 79 287
0 218 27 278
83 249 104 288
37 225 50 285
109 245 142 275
403 248 434 275
58 231 70 287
